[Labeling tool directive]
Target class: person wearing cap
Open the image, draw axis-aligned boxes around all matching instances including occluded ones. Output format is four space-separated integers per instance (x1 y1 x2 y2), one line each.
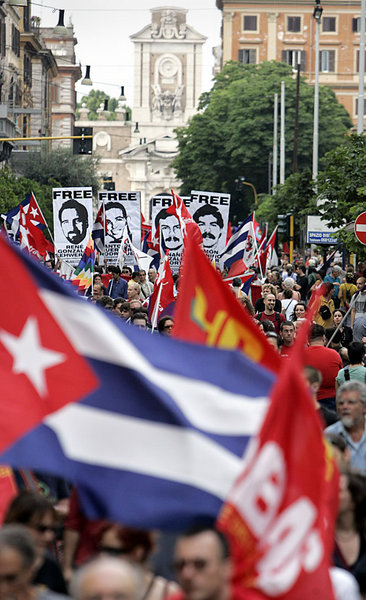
324 265 342 308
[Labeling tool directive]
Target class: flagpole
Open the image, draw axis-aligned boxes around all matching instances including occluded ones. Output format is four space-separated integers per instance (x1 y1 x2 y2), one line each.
151 282 163 333
32 193 55 246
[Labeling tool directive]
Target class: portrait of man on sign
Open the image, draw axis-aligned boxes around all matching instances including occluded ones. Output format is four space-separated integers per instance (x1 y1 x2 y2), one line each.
193 204 224 250
58 199 89 245
105 201 129 243
155 208 183 252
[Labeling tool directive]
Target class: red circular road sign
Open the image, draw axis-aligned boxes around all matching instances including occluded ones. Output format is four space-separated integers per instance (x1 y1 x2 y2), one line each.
355 212 366 245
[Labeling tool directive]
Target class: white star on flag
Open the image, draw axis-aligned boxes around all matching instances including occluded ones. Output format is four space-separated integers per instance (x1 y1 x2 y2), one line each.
30 207 38 218
0 316 65 397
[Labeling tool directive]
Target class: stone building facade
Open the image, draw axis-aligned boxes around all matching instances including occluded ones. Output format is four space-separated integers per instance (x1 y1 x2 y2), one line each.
216 0 365 123
75 7 206 218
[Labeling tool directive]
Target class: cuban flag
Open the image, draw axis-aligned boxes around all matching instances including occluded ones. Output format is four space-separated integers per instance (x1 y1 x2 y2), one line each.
92 204 106 254
0 236 274 529
2 192 46 237
220 215 253 272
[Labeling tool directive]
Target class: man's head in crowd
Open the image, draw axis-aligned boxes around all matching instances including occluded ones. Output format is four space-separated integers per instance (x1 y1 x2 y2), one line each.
91 283 104 302
148 268 157 284
336 380 366 430
155 209 183 251
119 301 133 320
127 282 141 301
263 293 276 314
58 199 88 245
108 265 122 281
356 277 366 293
308 323 325 346
70 556 143 600
96 296 114 311
173 526 231 600
131 312 148 330
193 205 224 249
158 316 174 335
113 297 124 316
324 432 350 471
0 525 37 600
304 365 322 403
280 321 295 347
129 300 142 312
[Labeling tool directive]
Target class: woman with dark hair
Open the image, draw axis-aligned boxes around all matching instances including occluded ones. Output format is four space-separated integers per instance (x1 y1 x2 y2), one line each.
326 308 353 350
3 490 67 595
291 301 307 322
158 316 174 335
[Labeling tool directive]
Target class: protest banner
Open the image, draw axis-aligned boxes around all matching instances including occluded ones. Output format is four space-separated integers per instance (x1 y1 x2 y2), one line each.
190 190 231 265
53 187 93 267
98 190 141 266
151 194 189 274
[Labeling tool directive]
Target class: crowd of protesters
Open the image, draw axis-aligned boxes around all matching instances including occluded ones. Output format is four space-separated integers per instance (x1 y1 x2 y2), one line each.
4 248 366 600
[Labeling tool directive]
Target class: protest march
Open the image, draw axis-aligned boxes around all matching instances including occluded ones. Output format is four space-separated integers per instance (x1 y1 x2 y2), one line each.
1 188 366 600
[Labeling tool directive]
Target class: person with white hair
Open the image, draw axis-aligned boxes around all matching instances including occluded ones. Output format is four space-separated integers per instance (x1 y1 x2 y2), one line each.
70 557 143 600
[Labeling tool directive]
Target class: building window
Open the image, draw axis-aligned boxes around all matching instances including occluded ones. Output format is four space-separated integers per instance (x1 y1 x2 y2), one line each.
287 16 301 33
355 98 366 116
352 17 366 33
0 17 5 58
320 50 335 72
322 17 336 33
24 54 32 87
11 25 20 57
238 49 256 64
243 15 257 31
356 50 366 72
282 50 306 71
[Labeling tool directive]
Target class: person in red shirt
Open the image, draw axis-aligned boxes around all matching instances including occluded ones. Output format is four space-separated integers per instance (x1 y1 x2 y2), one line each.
255 293 285 335
304 324 343 412
279 321 295 359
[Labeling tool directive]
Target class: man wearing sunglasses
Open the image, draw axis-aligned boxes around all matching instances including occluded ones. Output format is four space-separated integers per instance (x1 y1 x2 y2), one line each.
171 526 232 600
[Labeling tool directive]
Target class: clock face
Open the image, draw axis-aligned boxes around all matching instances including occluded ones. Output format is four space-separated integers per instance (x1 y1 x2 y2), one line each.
159 58 178 78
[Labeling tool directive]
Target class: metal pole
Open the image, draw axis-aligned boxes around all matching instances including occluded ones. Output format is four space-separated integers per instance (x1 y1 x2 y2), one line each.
280 81 285 184
358 0 366 134
292 62 301 173
272 93 278 193
312 3 322 182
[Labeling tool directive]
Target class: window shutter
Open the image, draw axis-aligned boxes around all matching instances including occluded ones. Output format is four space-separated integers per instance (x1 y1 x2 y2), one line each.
300 51 306 71
329 50 335 72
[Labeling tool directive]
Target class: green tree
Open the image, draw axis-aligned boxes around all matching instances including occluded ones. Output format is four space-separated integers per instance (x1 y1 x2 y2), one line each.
0 165 55 234
173 61 352 223
77 89 126 121
317 134 366 257
21 148 100 193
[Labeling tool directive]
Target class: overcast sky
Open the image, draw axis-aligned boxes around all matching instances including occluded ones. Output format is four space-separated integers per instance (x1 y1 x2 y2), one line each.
34 1 222 105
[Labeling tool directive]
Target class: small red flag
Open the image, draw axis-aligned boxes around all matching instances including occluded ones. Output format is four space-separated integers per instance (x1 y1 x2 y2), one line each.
172 237 281 374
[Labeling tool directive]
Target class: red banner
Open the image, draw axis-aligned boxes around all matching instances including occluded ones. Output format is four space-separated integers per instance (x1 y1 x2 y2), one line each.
172 237 281 374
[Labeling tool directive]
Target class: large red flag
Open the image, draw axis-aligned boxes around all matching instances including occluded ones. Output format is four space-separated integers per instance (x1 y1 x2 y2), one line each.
217 287 338 600
172 237 281 374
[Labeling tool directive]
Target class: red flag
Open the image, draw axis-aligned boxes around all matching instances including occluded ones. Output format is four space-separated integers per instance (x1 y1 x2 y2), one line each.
0 236 97 453
283 241 290 255
19 205 54 259
0 466 17 523
27 192 47 229
169 190 202 245
149 253 175 328
172 237 281 374
217 286 338 600
226 221 232 244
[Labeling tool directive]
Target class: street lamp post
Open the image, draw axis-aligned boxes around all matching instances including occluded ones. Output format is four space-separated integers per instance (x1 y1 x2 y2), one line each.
312 0 323 183
358 0 366 134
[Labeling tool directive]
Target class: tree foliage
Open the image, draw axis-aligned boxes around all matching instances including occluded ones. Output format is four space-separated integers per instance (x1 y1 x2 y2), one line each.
0 165 55 233
173 61 352 222
317 134 366 257
76 89 129 121
21 148 100 193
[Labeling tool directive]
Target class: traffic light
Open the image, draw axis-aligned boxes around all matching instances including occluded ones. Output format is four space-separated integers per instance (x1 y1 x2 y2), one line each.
277 213 291 237
73 127 93 155
103 177 115 191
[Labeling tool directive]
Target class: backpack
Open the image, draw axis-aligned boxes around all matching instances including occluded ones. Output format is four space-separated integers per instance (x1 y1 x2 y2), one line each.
344 366 366 383
319 304 332 321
